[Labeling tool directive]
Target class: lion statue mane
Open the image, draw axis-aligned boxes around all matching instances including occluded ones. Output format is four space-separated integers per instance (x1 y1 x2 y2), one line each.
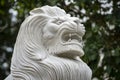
5 6 92 80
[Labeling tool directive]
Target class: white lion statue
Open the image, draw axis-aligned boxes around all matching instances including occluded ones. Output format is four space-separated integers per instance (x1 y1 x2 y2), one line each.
5 6 92 80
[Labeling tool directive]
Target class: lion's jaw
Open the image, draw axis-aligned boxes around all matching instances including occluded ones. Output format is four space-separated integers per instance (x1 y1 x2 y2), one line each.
43 17 85 59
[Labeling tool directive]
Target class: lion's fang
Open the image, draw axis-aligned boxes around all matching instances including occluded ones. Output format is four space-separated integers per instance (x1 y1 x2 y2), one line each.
68 33 72 42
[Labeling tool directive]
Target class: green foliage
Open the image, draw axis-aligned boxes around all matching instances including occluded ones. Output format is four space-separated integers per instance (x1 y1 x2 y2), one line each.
0 0 120 80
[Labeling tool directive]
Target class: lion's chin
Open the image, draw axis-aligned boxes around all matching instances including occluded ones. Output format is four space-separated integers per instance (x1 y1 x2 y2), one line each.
56 44 84 59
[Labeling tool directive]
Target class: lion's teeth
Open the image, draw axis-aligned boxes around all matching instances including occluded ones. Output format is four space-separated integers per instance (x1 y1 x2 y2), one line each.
69 33 72 38
68 33 72 42
68 38 71 42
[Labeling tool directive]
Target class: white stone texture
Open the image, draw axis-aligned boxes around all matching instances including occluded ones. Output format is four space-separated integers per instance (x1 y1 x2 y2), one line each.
5 5 92 80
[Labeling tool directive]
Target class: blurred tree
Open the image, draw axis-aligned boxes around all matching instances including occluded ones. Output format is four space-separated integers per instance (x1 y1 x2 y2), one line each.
0 0 120 80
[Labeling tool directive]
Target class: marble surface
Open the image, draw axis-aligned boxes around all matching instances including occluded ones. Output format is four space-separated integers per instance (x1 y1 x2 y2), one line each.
5 5 92 80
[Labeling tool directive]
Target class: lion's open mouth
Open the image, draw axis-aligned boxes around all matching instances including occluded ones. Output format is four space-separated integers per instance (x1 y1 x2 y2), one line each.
62 32 82 45
55 31 84 58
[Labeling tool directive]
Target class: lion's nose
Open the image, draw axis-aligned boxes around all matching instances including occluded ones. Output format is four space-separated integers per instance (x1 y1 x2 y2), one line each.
68 20 79 31
67 19 85 35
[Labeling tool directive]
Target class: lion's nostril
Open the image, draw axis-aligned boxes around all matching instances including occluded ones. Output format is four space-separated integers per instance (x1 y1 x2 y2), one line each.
73 20 78 25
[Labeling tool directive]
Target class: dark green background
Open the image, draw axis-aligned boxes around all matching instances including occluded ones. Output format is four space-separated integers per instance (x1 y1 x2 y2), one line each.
0 0 120 80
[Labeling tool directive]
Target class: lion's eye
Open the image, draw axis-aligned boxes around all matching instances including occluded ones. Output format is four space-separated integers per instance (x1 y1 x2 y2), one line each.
52 19 64 25
56 20 64 25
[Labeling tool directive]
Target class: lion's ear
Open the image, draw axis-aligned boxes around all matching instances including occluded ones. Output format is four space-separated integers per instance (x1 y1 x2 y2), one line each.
30 8 44 15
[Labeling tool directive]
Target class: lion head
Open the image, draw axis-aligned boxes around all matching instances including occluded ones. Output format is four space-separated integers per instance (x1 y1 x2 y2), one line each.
31 6 85 59
8 6 91 80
